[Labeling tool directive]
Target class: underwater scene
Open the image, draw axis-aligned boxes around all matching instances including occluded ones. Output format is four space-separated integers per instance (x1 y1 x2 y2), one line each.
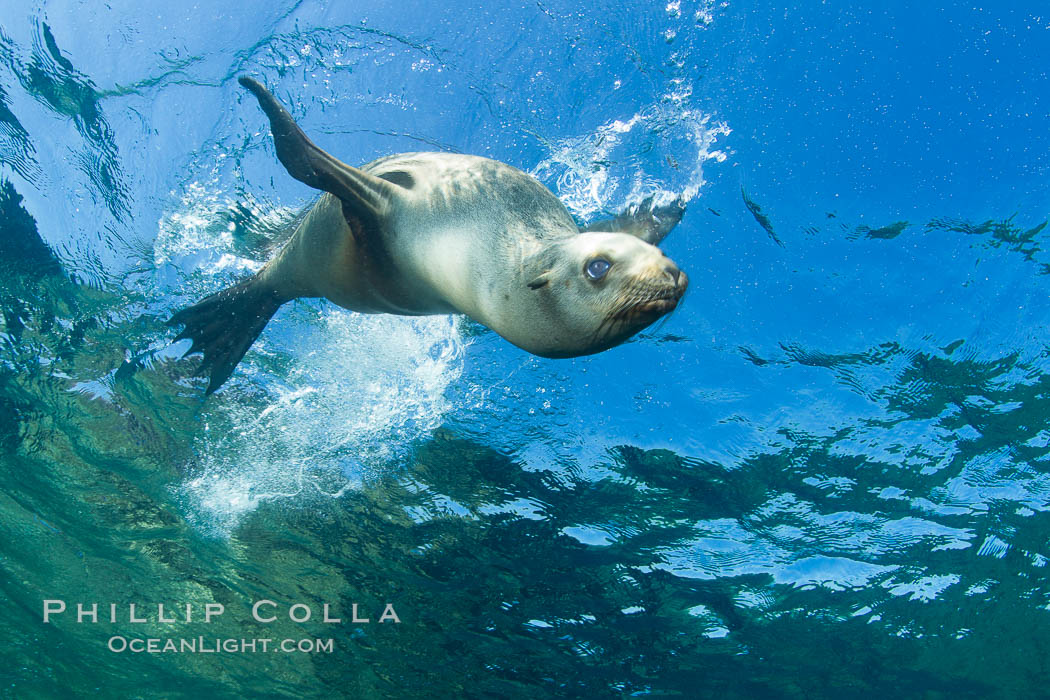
1 1 1049 697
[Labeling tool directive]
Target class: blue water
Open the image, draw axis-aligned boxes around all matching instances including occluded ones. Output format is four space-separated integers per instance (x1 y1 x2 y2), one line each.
2 1 1049 697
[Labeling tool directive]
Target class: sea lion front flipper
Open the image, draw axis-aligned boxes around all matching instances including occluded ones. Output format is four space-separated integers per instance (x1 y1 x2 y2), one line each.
238 76 400 227
580 195 686 246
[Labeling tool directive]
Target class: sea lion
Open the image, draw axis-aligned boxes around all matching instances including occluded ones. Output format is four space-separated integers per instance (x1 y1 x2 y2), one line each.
169 77 689 394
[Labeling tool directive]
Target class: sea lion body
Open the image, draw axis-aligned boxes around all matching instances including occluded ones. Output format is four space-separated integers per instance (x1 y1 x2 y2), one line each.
260 152 575 320
170 78 689 393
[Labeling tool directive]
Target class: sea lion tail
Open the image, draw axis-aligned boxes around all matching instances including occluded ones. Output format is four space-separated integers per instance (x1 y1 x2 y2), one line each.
167 275 284 395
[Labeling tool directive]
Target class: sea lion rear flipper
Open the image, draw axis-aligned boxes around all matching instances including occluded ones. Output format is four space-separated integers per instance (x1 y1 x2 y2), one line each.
167 274 284 395
580 195 686 246
238 76 399 227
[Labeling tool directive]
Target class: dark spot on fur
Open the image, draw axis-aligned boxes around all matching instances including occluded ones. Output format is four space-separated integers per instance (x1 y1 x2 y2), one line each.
377 170 415 189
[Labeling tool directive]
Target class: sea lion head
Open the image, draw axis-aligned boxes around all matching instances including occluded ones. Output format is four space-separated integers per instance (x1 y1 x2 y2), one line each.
514 231 688 357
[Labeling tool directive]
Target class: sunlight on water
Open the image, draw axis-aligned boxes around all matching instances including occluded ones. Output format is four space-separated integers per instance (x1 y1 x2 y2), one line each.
178 307 464 537
531 87 730 220
153 182 298 272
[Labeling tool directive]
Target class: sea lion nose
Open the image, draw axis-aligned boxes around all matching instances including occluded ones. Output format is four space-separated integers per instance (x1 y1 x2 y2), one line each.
665 265 681 285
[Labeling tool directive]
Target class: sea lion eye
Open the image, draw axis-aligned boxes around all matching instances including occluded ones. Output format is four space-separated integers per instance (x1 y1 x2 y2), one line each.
585 258 611 280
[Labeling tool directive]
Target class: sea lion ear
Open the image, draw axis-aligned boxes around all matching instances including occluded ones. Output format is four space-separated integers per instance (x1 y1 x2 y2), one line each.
580 195 686 246
523 242 564 290
527 274 549 290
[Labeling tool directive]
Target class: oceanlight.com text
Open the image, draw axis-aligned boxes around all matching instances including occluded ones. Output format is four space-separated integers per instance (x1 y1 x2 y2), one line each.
107 636 335 654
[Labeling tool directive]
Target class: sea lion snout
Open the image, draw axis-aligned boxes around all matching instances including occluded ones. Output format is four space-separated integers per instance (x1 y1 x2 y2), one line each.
629 258 688 320
642 256 687 296
659 257 687 296
672 266 688 295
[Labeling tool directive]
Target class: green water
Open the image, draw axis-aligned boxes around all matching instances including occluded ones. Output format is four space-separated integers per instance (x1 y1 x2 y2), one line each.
2 255 1047 696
